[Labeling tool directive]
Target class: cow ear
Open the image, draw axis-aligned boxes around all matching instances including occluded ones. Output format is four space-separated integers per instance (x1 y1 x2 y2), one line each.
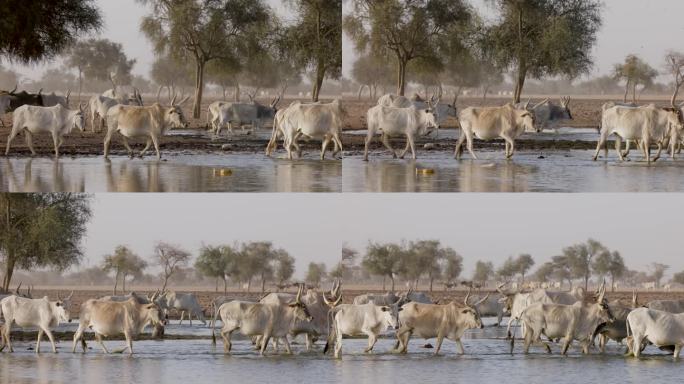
380 306 389 312
461 309 468 314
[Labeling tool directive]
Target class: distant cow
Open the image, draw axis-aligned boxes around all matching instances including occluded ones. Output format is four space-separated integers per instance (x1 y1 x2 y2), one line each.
0 292 73 353
208 98 279 135
5 104 85 157
516 97 573 132
41 91 71 108
455 104 537 159
72 297 166 354
647 299 684 314
153 290 206 325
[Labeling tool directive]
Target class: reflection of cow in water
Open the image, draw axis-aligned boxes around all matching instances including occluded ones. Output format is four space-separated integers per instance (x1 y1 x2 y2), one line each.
3 158 85 192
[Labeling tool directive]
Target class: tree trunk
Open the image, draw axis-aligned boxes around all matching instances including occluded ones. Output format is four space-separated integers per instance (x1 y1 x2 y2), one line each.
2 256 15 293
261 274 266 293
623 81 629 103
156 85 163 103
192 60 205 118
312 62 325 102
357 85 366 100
223 277 227 294
611 274 616 292
397 59 407 96
113 270 120 294
513 65 527 103
632 83 637 103
215 277 218 292
429 277 434 293
222 86 227 101
122 273 127 293
584 275 589 291
382 276 386 291
78 69 83 105
162 275 169 292
247 278 251 292
234 83 240 102
390 275 395 291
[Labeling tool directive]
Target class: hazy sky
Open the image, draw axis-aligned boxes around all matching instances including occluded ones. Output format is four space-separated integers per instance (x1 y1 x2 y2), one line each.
6 0 684 83
3 0 291 80
84 194 684 279
343 0 684 80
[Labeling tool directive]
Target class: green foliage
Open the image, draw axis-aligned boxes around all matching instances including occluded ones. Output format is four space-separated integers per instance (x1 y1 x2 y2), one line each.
65 39 136 84
102 245 148 293
0 193 92 291
361 242 405 290
613 54 658 102
283 0 342 101
0 0 102 63
351 52 394 100
345 0 473 95
138 0 271 116
484 0 603 101
673 270 684 285
649 262 669 288
305 262 327 287
274 250 295 284
154 242 192 290
473 260 494 283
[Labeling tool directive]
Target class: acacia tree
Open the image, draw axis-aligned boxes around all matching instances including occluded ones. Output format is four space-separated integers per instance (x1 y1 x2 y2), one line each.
138 0 271 117
283 0 341 101
361 242 404 290
351 52 394 101
274 250 295 285
154 242 191 291
345 0 472 96
562 238 609 291
516 254 535 284
485 0 602 102
441 248 463 285
663 51 684 105
613 55 658 103
102 245 147 294
473 260 494 287
65 39 136 102
650 263 669 288
195 245 231 292
0 193 92 292
0 0 102 63
151 54 194 102
306 262 327 287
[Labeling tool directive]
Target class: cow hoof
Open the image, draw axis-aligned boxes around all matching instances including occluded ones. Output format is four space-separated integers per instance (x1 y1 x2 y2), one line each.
422 343 433 349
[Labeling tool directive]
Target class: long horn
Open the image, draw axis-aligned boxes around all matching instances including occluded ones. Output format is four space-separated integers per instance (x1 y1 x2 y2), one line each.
474 293 490 307
524 99 531 110
10 84 17 94
632 289 638 308
14 281 22 294
170 93 178 106
177 95 191 106
67 290 74 300
464 288 472 306
533 98 549 109
496 283 506 295
295 284 303 303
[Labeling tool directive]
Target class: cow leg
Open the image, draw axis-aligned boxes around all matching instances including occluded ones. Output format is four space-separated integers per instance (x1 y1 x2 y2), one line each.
332 132 343 159
282 336 293 354
140 139 152 158
179 310 185 325
456 339 465 355
464 130 477 160
380 134 397 158
454 129 466 160
633 335 644 358
653 142 663 162
103 126 116 159
407 133 417 160
643 136 651 163
363 131 375 161
4 126 20 156
364 333 377 353
599 334 607 353
95 333 109 354
593 131 609 161
674 345 681 360
334 328 343 359
434 334 445 355
36 329 43 353
320 137 331 160
501 134 515 159
3 320 13 353
260 334 271 356
25 131 36 156
151 134 162 160
51 132 61 157
121 137 134 158
189 311 193 326
124 331 133 355
72 324 86 353
221 328 233 353
43 328 58 353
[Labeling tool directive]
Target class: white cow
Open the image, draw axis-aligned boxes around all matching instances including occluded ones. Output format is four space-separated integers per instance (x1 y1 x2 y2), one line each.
395 292 487 355
594 104 682 162
5 104 85 157
208 98 279 135
455 104 537 159
277 100 344 160
104 95 190 159
153 290 206 325
647 299 684 314
626 307 684 359
377 93 412 108
214 286 313 355
0 292 73 353
89 90 144 132
512 283 614 355
323 302 402 358
72 297 166 355
363 105 437 160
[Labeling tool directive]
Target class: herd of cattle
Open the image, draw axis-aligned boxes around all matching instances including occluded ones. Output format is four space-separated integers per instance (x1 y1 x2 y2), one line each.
1 281 683 359
3 85 684 163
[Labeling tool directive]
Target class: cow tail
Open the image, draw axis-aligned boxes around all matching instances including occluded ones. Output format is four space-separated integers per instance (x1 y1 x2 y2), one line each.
210 301 217 345
323 307 339 355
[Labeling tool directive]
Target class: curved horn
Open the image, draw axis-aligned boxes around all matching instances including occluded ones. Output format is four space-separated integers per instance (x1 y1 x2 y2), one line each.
170 93 178 106
524 99 531 110
67 290 74 300
295 284 303 303
10 84 17 94
533 98 549 109
14 281 22 294
464 288 472 306
474 293 490 307
177 95 191 106
632 289 638 308
496 283 506 295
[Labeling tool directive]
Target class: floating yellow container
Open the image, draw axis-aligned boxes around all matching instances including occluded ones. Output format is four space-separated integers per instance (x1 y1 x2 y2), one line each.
213 169 233 177
416 168 435 175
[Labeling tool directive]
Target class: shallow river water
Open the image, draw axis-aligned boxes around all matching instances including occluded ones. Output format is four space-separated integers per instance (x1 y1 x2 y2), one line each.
0 153 342 193
0 320 677 384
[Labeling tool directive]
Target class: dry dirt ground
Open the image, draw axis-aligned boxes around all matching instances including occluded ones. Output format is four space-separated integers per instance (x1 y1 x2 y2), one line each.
0 96 330 157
